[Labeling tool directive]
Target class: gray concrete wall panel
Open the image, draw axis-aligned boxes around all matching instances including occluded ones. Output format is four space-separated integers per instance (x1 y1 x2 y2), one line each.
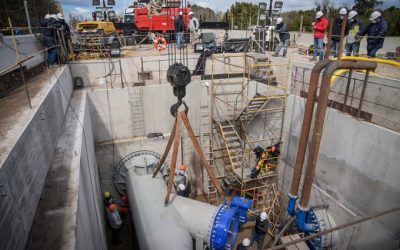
279 95 400 249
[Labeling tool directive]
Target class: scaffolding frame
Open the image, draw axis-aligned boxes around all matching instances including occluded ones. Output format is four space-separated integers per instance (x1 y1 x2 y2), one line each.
206 53 289 224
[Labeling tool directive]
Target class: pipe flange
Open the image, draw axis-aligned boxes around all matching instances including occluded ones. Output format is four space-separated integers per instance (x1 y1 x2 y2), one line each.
304 209 338 250
113 150 165 195
209 204 240 250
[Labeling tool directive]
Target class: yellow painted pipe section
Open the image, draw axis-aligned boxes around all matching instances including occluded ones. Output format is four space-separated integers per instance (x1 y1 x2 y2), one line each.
330 69 378 86
334 56 400 68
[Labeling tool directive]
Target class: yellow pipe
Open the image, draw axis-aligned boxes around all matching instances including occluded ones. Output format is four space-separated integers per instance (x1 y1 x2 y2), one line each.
334 56 400 68
330 69 378 86
330 69 349 85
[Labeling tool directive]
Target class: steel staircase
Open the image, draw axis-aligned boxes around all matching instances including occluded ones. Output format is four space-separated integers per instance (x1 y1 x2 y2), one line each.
218 120 246 173
237 94 270 122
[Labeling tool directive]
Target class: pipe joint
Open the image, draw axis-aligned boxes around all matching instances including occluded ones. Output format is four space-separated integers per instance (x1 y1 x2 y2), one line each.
287 194 298 217
297 209 317 233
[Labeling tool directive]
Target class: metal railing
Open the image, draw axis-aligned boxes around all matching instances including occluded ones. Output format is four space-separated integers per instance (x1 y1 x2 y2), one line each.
291 64 400 132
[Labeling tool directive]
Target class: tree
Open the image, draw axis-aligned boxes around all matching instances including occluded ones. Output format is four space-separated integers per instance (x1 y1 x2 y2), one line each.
314 0 336 17
353 0 383 17
228 2 259 29
191 4 218 22
383 6 400 36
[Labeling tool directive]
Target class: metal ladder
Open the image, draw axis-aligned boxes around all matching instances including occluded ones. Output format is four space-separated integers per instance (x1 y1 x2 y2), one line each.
200 105 219 205
128 86 145 137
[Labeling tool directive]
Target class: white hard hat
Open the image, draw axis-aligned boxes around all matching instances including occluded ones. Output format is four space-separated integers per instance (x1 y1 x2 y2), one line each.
242 238 250 247
315 11 324 19
45 14 51 19
50 14 58 20
339 8 347 15
189 11 194 16
260 211 267 221
179 11 183 15
276 17 283 24
369 11 381 21
348 10 357 20
57 13 64 19
178 183 186 191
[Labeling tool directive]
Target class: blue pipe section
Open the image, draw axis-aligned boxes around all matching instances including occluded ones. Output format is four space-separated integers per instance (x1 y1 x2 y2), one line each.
297 210 317 233
209 196 252 250
287 195 298 217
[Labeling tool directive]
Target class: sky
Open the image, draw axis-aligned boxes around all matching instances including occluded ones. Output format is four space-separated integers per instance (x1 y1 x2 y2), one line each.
61 0 400 21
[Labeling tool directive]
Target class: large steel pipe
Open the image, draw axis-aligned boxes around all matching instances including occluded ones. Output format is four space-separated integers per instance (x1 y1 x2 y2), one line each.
125 163 249 250
126 170 196 250
287 60 332 216
298 60 377 209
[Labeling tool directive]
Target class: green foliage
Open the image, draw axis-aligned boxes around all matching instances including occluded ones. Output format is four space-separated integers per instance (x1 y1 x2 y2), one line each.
0 0 57 29
354 0 383 17
383 7 400 36
191 4 218 22
282 10 316 32
228 2 259 29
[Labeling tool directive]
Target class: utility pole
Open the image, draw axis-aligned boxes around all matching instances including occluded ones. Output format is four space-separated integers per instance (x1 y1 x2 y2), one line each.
23 0 32 34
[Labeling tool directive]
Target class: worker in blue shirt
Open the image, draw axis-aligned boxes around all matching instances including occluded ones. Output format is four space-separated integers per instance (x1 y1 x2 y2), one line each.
357 11 388 58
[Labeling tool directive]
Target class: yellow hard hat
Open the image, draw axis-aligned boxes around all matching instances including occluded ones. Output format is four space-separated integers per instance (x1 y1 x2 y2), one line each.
104 192 111 198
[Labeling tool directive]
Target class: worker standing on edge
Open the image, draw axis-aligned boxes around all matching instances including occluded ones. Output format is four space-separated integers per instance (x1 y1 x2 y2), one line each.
188 11 200 46
345 10 363 56
40 14 58 65
331 8 348 57
57 13 71 54
310 11 328 61
357 11 388 58
273 17 290 57
175 11 185 49
107 204 123 244
237 238 250 250
249 211 269 250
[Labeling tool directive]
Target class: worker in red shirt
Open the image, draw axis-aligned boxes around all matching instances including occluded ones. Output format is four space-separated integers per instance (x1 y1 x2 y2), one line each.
310 11 328 61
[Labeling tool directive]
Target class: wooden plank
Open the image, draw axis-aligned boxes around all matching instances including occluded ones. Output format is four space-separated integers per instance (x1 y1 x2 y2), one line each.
164 115 181 205
152 119 177 177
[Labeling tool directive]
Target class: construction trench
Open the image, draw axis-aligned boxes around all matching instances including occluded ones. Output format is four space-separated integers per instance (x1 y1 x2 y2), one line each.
1 46 400 250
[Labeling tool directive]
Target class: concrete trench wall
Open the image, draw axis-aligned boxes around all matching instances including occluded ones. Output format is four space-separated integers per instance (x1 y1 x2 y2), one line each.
279 94 400 249
27 87 106 249
0 66 72 249
291 60 400 132
0 63 107 249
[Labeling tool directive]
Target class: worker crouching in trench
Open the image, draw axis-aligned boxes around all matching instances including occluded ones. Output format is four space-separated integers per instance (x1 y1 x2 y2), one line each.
249 143 280 179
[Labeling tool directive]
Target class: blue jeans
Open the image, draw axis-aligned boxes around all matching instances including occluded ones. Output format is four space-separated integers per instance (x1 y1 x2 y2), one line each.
274 39 290 56
250 232 266 250
345 43 360 56
313 38 324 61
43 36 58 65
367 45 380 58
176 32 184 48
331 40 340 57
